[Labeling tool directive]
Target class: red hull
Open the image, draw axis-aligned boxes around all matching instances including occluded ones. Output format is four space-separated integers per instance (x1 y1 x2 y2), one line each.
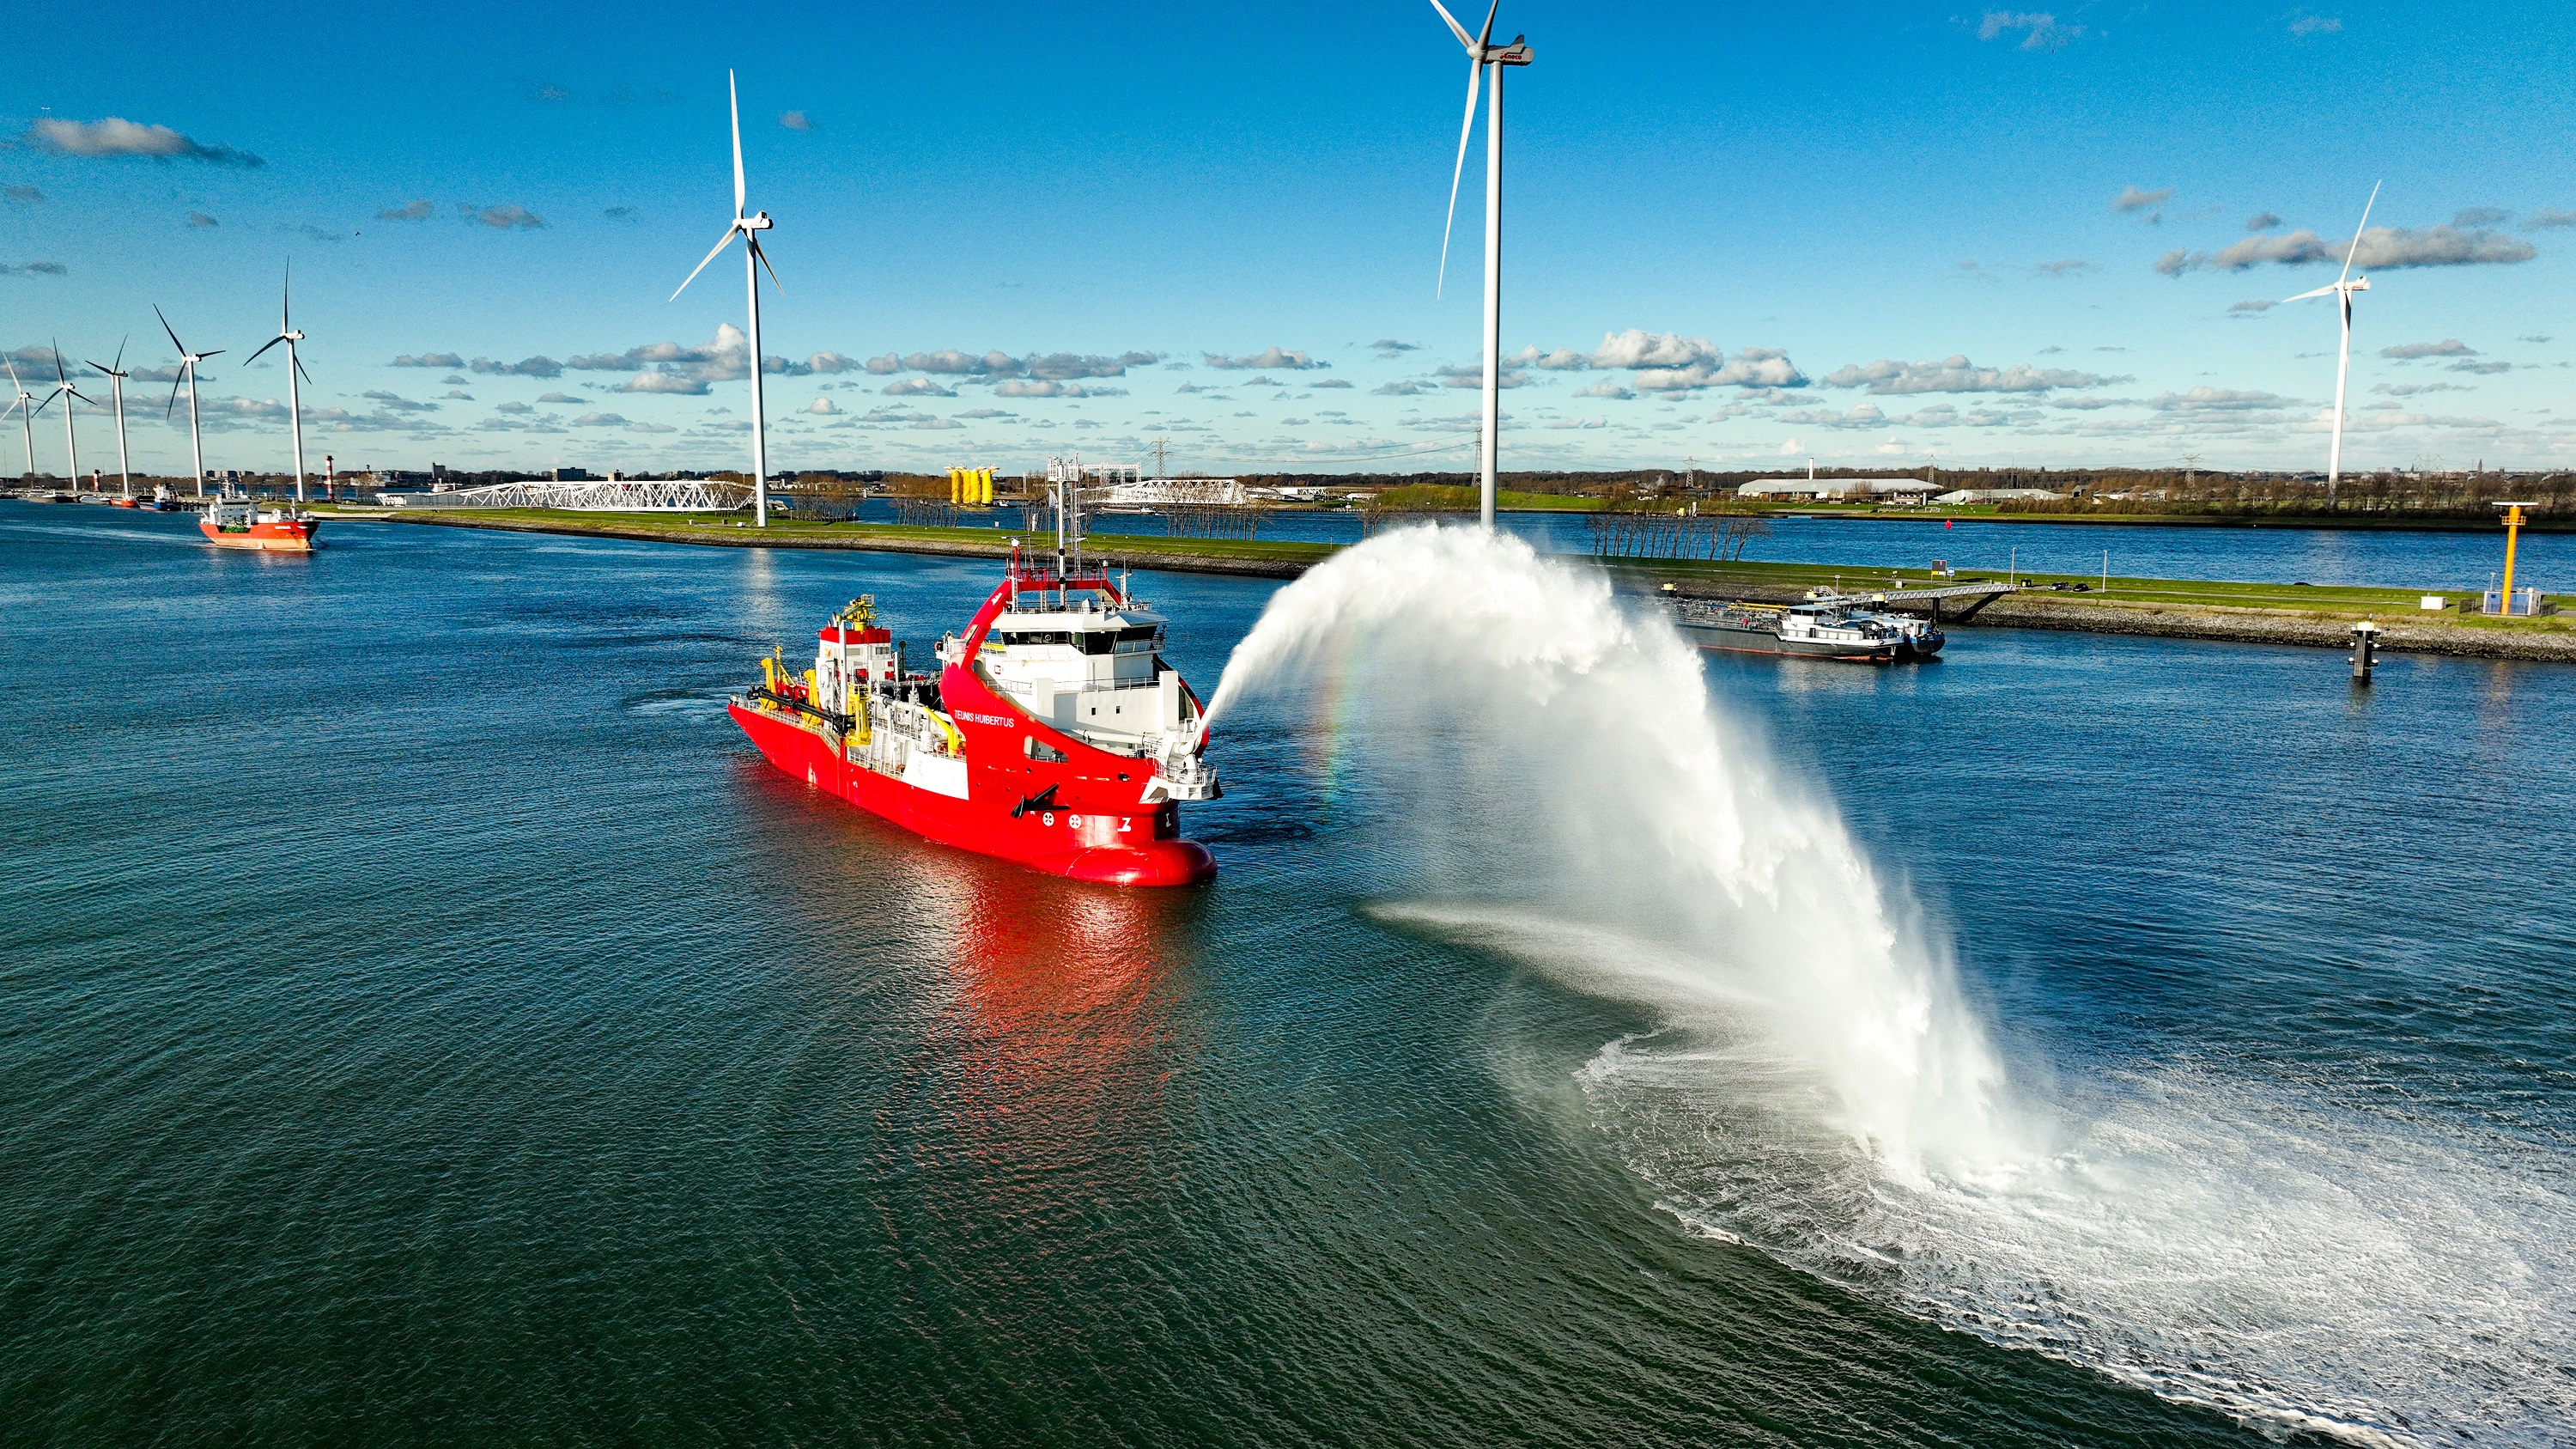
731 701 1216 887
199 516 319 551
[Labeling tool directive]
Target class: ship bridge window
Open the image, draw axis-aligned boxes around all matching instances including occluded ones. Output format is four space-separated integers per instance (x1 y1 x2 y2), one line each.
1076 625 1162 656
995 630 1075 648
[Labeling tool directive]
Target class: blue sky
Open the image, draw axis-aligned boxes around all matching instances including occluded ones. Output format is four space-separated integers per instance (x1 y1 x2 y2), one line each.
3 0 2569 478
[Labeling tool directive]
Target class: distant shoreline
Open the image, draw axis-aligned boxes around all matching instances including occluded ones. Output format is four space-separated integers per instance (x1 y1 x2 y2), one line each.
332 508 2575 662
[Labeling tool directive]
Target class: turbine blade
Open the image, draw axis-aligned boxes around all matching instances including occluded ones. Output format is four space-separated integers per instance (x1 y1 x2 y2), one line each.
67 387 94 405
32 392 52 416
282 262 293 331
671 225 740 300
3 353 19 389
750 234 782 291
1426 0 1477 52
2281 283 2338 302
155 304 185 356
1476 0 1499 49
113 334 126 372
199 349 224 359
246 335 286 365
52 341 67 385
167 373 185 418
2338 180 2381 285
294 353 312 386
1437 58 1483 300
729 70 747 217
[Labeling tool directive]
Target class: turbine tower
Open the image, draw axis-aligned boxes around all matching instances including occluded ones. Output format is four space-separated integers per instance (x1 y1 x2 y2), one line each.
672 70 781 527
33 341 95 489
87 339 133 498
157 307 223 497
1428 0 1532 530
2 355 33 479
246 268 313 502
2284 181 2380 508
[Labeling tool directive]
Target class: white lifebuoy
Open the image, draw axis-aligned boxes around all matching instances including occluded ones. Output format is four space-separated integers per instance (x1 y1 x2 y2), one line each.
1042 812 1054 826
1069 813 1084 827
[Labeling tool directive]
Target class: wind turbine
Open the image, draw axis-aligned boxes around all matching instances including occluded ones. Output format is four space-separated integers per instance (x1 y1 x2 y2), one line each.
2 354 32 479
32 341 94 490
87 338 132 498
1428 0 1532 530
157 306 223 497
2284 181 2380 508
245 266 313 502
671 70 780 527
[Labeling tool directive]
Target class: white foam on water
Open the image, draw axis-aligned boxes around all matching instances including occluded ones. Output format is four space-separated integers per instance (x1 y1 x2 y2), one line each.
1206 525 2576 1446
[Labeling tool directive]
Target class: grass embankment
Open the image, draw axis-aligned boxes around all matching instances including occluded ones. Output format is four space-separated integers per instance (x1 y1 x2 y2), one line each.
1723 502 2576 533
1614 555 2575 656
346 507 1340 575
328 506 2574 656
1371 484 1598 513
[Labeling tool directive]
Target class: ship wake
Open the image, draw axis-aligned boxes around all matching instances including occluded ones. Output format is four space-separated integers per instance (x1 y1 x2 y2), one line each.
1200 525 2574 1447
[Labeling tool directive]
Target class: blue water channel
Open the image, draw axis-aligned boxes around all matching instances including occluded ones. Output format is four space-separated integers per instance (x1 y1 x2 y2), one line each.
849 496 2567 593
3 501 2568 1446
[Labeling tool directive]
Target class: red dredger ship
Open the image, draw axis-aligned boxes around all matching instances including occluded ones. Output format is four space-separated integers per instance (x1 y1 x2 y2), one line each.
198 498 319 551
728 478 1222 886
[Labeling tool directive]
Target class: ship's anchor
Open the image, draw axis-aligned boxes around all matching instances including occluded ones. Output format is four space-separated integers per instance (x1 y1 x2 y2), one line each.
1010 783 1060 819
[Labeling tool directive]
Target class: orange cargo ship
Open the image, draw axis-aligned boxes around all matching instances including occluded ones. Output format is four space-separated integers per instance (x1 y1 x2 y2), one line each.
198 499 319 551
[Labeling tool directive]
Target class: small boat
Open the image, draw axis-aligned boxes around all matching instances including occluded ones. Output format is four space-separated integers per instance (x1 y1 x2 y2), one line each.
199 498 319 551
150 486 181 512
1666 596 1942 663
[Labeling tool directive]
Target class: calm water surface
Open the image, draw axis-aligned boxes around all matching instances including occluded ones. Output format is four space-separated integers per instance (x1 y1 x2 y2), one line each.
3 502 2569 1446
858 496 2569 591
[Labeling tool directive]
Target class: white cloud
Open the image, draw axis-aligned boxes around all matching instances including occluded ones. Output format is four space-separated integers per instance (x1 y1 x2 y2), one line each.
995 379 1115 397
2111 186 2172 215
377 200 434 222
2148 387 2295 413
1978 13 2083 50
2160 224 2537 275
1823 356 2118 393
1590 329 1721 368
471 355 563 378
1205 347 1324 370
883 377 955 397
392 353 465 368
463 203 546 230
2287 12 2342 36
779 110 813 131
572 411 629 427
24 117 260 166
1435 363 1528 389
806 396 840 415
1776 402 1892 429
2381 339 2476 359
622 371 711 395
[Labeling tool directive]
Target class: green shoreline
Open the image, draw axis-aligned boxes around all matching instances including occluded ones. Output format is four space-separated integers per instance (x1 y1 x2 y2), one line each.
331 508 2576 662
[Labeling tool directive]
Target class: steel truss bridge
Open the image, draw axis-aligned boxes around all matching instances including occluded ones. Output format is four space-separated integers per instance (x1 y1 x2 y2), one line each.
387 478 751 512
